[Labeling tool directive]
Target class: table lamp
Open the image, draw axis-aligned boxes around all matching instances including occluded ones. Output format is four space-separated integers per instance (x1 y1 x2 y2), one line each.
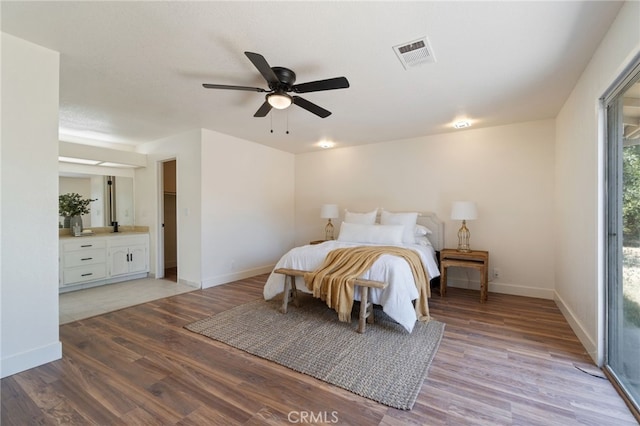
320 204 339 240
451 201 478 252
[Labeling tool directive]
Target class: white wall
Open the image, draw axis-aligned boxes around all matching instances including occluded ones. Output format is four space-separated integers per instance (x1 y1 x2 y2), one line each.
555 0 640 364
1 33 62 377
135 129 202 286
295 120 556 298
200 129 295 287
135 128 295 288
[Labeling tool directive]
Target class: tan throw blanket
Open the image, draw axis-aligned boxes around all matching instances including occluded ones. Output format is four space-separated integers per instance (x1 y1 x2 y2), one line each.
303 246 431 323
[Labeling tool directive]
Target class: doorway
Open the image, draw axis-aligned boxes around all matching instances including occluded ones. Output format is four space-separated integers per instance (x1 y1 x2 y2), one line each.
162 160 177 282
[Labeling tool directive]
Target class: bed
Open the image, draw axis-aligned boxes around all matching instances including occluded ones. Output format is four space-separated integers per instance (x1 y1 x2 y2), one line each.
263 210 443 333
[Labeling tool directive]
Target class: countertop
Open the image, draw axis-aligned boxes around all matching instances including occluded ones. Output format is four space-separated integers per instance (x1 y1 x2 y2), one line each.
59 226 149 239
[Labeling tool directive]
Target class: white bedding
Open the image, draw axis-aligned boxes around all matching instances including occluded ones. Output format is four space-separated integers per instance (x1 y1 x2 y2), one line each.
263 240 440 333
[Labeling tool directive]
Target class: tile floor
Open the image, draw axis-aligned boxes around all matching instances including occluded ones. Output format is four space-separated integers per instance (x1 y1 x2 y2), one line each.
59 275 196 324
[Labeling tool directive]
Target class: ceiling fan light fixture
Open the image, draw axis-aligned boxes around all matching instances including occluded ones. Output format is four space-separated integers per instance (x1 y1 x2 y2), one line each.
267 92 292 109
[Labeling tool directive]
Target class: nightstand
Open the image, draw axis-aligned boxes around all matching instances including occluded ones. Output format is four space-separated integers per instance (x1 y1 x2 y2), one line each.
440 248 489 302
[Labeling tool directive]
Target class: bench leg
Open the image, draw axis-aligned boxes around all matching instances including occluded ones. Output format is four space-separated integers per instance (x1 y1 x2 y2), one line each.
281 275 290 314
290 276 299 308
357 285 372 333
280 274 299 314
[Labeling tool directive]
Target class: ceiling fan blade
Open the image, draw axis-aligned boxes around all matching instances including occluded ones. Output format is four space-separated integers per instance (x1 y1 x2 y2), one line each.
292 96 331 118
203 83 266 92
245 52 280 86
254 101 273 117
292 77 350 93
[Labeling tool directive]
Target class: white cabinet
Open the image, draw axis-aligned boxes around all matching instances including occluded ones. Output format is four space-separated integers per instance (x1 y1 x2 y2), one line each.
60 239 107 286
59 233 149 292
109 238 148 277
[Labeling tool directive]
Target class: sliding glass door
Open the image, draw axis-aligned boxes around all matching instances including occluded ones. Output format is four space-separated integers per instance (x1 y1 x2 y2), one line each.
605 62 640 417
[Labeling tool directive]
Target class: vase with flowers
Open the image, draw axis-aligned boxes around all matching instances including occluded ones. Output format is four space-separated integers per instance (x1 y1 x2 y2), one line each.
59 193 96 232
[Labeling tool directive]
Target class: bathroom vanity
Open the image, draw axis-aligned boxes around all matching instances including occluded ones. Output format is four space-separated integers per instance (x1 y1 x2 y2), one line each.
59 231 149 293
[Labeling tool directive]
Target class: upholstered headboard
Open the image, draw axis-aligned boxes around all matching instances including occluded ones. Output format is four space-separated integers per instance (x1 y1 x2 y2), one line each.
416 212 444 251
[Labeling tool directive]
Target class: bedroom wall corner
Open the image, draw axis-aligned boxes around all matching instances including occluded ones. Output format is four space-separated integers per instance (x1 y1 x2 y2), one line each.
200 129 295 288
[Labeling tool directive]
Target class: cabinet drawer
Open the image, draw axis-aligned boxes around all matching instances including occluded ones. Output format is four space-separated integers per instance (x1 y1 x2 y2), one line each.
63 239 106 252
63 264 107 285
64 249 106 268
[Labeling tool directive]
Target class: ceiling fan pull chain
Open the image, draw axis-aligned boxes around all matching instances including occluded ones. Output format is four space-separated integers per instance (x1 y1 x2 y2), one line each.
286 110 290 135
270 111 274 134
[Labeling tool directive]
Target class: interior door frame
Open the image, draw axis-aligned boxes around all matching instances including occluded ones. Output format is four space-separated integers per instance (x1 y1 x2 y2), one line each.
156 157 177 279
156 159 165 279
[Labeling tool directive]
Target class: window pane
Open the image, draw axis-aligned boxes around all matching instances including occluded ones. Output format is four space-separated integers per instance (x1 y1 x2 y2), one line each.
607 76 640 414
618 142 640 403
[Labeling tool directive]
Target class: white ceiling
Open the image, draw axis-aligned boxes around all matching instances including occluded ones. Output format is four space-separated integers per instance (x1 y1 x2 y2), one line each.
1 1 624 154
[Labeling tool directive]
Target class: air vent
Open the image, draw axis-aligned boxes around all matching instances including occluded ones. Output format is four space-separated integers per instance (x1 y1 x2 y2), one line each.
393 37 436 70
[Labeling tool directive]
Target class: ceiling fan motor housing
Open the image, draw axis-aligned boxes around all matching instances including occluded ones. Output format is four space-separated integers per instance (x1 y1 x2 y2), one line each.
270 67 296 91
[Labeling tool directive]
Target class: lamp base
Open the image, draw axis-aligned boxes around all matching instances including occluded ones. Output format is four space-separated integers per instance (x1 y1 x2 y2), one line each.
325 219 335 240
457 220 471 252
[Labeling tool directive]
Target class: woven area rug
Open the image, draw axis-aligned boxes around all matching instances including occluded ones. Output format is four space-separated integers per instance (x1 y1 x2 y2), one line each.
185 295 445 410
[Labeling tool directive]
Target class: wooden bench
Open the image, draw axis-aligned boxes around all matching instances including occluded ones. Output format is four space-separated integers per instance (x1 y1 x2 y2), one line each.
273 268 389 333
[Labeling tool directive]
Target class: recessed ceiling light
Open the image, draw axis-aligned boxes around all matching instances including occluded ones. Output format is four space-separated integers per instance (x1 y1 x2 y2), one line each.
319 141 335 149
453 121 471 129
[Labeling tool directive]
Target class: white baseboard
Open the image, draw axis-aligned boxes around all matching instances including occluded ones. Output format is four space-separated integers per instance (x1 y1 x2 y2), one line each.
178 278 201 289
59 272 150 293
554 292 597 363
446 278 555 300
201 264 275 289
1 341 62 379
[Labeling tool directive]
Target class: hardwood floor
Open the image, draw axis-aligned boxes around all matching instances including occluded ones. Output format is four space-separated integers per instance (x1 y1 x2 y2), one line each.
2 274 637 425
165 267 178 282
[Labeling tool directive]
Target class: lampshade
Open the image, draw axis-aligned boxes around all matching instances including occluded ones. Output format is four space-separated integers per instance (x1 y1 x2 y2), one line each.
320 204 339 219
267 92 292 109
451 201 478 221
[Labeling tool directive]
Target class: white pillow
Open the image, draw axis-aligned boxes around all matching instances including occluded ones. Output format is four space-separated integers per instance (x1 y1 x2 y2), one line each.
380 210 418 244
415 236 432 247
337 223 404 245
415 224 432 236
344 208 377 225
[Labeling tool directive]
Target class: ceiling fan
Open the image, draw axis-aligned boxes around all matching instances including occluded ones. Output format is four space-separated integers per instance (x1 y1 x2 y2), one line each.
203 52 350 118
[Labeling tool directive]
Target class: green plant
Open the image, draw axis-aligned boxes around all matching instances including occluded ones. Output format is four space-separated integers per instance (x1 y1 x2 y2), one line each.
623 144 640 246
58 193 96 217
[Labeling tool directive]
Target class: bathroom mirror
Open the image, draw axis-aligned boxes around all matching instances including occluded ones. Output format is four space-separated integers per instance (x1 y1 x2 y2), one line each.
59 173 134 228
